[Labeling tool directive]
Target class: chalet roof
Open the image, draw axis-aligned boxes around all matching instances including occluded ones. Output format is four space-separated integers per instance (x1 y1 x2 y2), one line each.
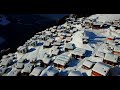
2 55 9 59
92 22 104 26
97 44 112 53
54 54 70 66
113 46 120 52
104 53 119 63
51 49 60 56
18 58 26 63
71 48 86 56
64 43 75 50
68 71 83 76
95 51 105 58
54 59 66 66
82 60 94 68
43 41 51 47
65 37 72 42
45 31 52 36
16 63 24 69
30 67 44 76
0 66 7 75
92 62 111 76
42 57 51 64
21 63 33 73
40 66 59 76
47 38 54 43
0 58 12 66
66 34 72 37
53 42 61 46
17 46 27 51
51 46 59 50
88 56 104 63
7 68 21 76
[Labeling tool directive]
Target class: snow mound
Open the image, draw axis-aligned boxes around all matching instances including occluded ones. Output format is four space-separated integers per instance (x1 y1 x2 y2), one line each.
88 14 120 22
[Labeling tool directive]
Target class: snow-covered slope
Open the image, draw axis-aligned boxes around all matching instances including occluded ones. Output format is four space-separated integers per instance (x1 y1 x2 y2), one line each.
70 31 94 51
88 14 120 22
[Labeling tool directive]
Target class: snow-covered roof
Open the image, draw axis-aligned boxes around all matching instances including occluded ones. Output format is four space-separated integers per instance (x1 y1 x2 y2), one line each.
104 53 119 63
97 44 112 53
0 58 13 66
30 67 44 76
54 59 66 66
51 49 60 56
95 51 105 58
68 71 83 76
21 63 33 73
51 46 59 50
40 66 59 76
16 63 24 69
7 68 21 76
65 37 72 42
18 58 26 63
0 66 7 75
2 55 9 59
42 57 51 64
64 43 75 50
82 60 94 68
53 42 61 46
66 34 72 37
71 48 86 56
88 14 120 23
113 46 120 52
47 38 54 43
54 54 70 66
88 56 103 63
45 31 52 36
43 41 51 47
92 62 111 76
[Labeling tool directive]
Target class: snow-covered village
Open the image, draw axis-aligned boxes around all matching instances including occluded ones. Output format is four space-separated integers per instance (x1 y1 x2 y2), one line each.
1 14 120 76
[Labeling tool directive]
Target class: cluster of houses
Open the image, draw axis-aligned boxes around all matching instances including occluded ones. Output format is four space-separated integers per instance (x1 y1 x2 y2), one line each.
0 14 120 76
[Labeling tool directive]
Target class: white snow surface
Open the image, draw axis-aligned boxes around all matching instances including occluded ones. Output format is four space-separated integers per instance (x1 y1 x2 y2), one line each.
70 31 94 51
88 14 120 22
